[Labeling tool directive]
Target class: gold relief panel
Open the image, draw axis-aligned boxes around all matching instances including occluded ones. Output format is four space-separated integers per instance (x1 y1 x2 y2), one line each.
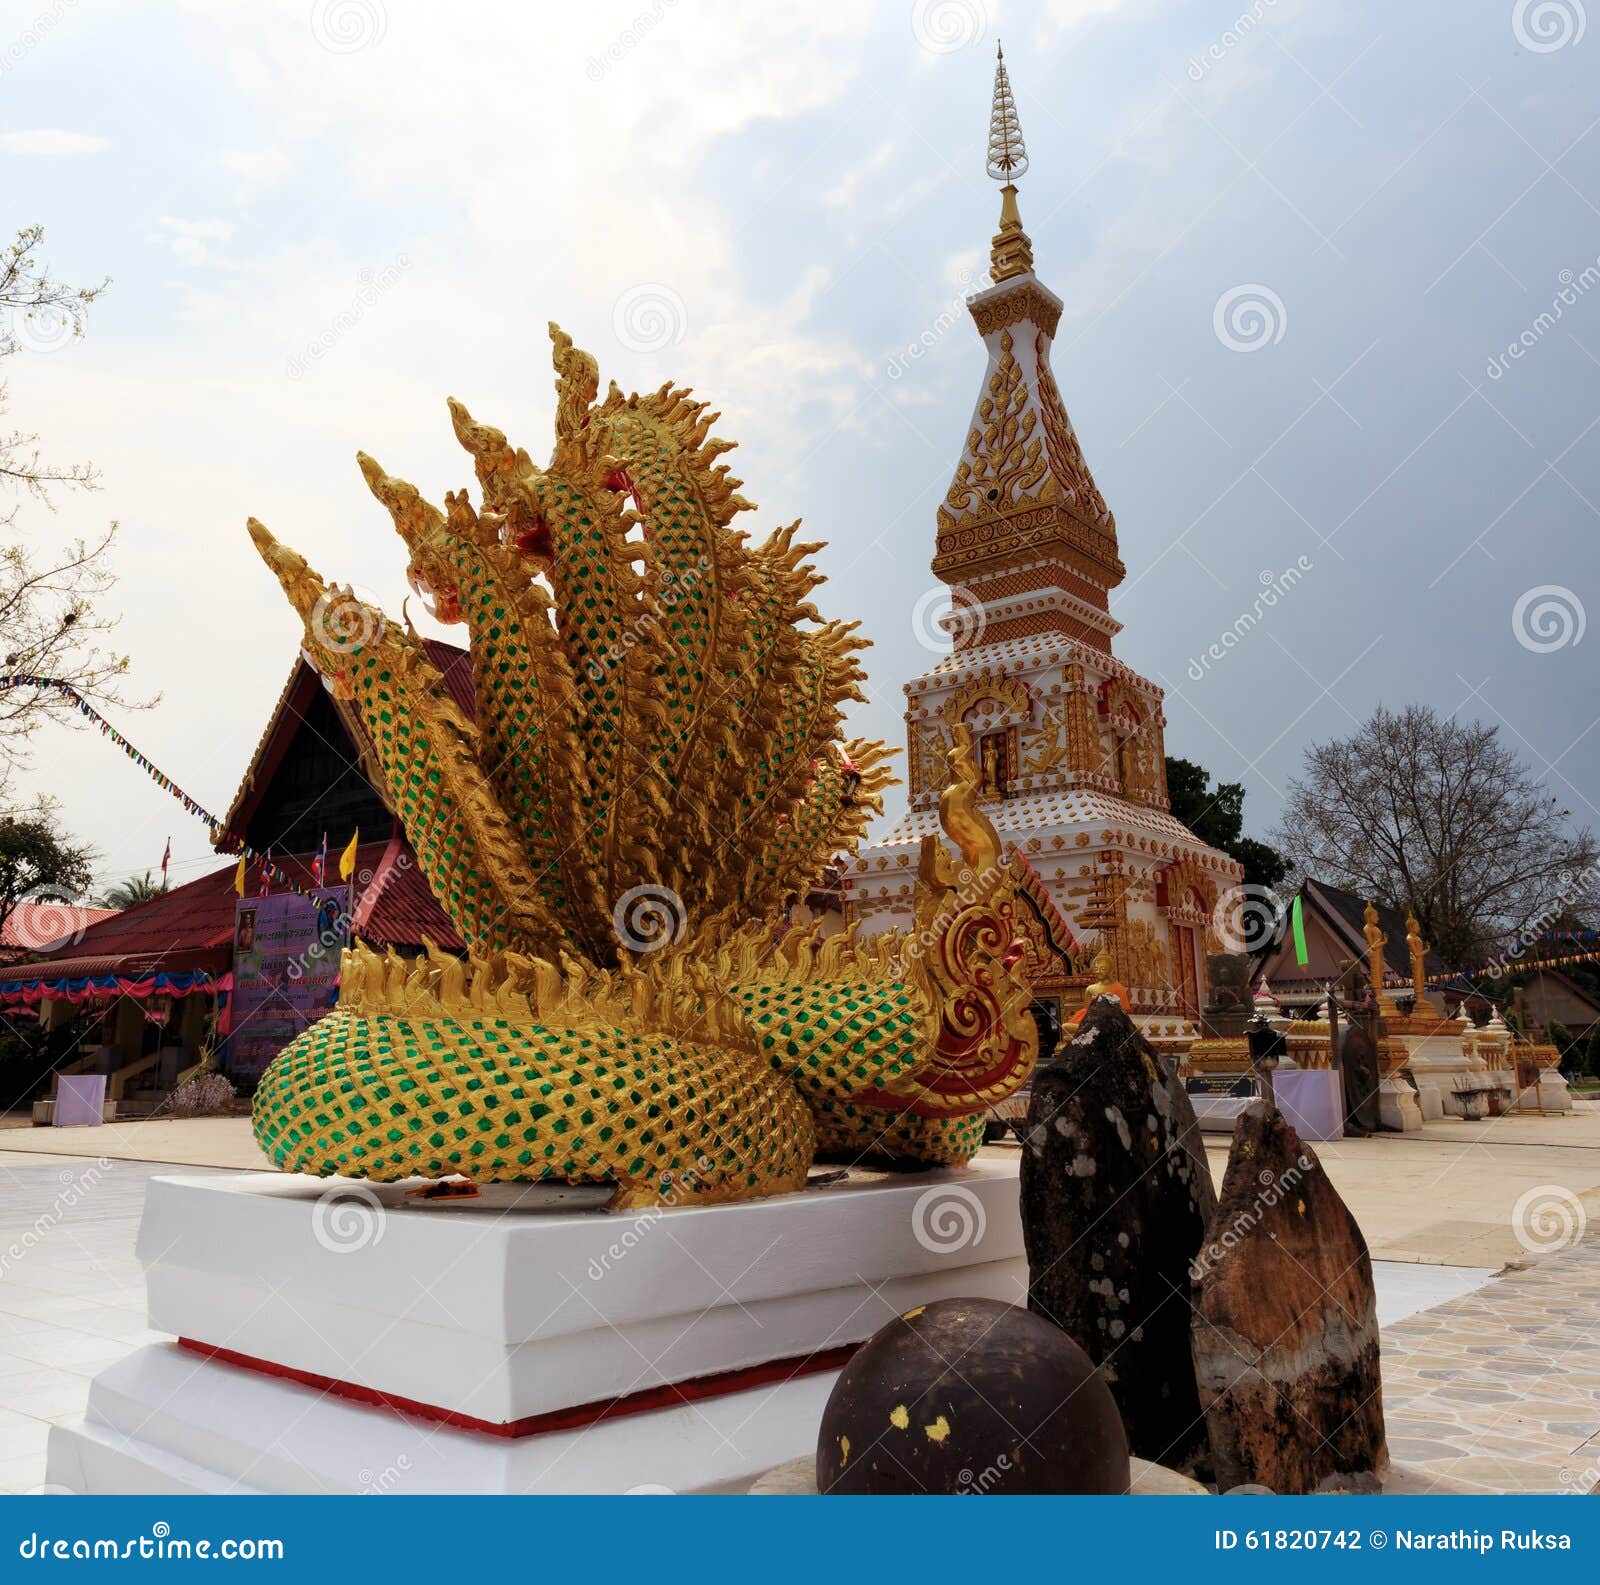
1034 330 1115 533
941 672 1031 727
969 281 1064 340
909 719 951 803
944 330 1049 519
933 502 1126 590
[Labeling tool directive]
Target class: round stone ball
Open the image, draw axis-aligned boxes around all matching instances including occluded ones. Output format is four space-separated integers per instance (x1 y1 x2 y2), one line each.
817 1297 1129 1495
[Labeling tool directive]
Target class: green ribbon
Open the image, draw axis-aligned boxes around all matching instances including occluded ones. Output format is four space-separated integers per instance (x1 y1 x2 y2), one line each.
1291 892 1308 967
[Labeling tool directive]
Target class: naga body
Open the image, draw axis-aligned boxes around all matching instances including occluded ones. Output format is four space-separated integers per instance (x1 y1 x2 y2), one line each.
247 325 1038 1206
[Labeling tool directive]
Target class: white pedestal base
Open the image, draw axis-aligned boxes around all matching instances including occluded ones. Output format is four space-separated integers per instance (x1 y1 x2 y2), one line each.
1190 1095 1252 1133
1378 1075 1424 1132
48 1162 1027 1494
48 1341 840 1495
1512 1072 1573 1114
1399 1033 1475 1120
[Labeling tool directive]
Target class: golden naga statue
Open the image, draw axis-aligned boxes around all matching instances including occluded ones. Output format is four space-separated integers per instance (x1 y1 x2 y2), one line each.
246 325 1038 1206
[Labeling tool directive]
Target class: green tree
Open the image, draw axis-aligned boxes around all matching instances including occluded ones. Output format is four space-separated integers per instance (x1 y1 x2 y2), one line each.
0 802 94 952
97 870 166 910
1586 1025 1600 1081
1164 756 1288 893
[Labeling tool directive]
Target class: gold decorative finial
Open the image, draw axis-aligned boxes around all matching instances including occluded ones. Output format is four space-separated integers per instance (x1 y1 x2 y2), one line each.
987 42 1029 183
986 42 1034 282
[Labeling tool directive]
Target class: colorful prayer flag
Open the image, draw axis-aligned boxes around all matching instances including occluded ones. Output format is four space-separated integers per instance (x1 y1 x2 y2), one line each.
339 828 360 882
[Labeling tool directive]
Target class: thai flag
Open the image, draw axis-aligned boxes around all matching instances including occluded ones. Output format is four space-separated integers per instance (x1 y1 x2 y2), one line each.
160 838 171 885
312 832 328 888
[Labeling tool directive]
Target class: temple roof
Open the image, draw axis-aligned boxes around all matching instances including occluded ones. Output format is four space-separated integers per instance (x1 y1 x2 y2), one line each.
222 638 476 846
906 631 1155 694
1 903 117 959
1254 878 1447 988
0 841 463 989
864 786 1242 869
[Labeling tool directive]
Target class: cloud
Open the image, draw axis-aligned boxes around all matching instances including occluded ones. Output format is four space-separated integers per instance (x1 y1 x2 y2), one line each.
153 216 236 266
825 141 899 210
1041 0 1136 39
0 128 108 156
219 146 291 197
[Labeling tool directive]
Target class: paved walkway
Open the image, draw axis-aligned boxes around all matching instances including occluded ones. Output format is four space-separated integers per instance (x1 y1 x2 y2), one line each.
1382 1232 1600 1493
0 1113 268 1171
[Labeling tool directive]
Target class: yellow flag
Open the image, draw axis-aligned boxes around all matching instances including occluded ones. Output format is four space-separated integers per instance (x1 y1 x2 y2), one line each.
339 829 360 882
234 854 246 897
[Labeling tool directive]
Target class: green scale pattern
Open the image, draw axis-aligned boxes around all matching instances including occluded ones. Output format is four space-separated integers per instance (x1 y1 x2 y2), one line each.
546 478 632 849
603 418 718 747
347 653 501 951
442 537 570 919
251 1007 814 1195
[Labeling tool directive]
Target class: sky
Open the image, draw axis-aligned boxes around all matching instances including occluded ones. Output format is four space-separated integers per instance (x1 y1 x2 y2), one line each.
3 0 1598 900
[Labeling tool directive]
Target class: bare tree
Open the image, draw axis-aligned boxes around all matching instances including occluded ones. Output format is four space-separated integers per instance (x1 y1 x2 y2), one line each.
1 225 139 791
1272 704 1598 966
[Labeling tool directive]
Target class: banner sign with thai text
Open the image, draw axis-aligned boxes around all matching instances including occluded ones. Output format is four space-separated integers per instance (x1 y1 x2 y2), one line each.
227 889 349 1083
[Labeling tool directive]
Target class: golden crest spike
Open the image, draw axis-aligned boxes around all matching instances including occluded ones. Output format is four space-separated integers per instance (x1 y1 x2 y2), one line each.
985 40 1035 281
549 322 599 441
245 518 331 628
987 40 1029 183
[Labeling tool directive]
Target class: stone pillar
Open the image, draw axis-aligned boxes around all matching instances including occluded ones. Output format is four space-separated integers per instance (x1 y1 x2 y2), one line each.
1063 665 1101 778
1398 1021 1475 1120
1377 1038 1424 1132
1531 1042 1571 1114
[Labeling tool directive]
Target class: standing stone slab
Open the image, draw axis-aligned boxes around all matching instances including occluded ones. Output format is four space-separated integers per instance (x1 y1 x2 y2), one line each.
1191 1102 1388 1493
1020 998 1219 1472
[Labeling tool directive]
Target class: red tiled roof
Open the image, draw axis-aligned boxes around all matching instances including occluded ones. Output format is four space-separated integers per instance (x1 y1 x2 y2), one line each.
354 834 464 951
1 903 117 953
421 638 475 720
0 866 238 981
0 841 461 984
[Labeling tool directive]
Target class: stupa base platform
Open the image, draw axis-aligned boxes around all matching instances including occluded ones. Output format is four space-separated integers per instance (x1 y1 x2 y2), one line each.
48 1162 1027 1494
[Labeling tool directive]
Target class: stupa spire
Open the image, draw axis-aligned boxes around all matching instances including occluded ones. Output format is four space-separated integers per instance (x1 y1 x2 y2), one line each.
987 42 1034 282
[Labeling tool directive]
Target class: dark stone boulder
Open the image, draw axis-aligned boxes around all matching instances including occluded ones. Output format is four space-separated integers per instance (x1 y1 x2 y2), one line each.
816 1298 1129 1495
1020 997 1219 1472
1191 1101 1388 1493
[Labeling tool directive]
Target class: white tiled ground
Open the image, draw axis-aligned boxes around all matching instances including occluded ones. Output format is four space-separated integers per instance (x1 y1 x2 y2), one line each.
0 1159 228 1493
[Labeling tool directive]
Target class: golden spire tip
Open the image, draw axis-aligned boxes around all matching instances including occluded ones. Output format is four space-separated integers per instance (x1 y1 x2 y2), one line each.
985 45 1034 281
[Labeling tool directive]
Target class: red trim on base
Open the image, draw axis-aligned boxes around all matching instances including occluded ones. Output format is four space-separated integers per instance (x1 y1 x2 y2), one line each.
177 1337 858 1441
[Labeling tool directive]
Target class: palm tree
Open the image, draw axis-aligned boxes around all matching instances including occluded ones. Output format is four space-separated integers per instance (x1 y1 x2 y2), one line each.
98 871 166 910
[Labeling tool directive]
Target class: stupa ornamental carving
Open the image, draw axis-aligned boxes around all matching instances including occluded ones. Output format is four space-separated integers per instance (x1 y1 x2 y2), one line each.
844 46 1242 1044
